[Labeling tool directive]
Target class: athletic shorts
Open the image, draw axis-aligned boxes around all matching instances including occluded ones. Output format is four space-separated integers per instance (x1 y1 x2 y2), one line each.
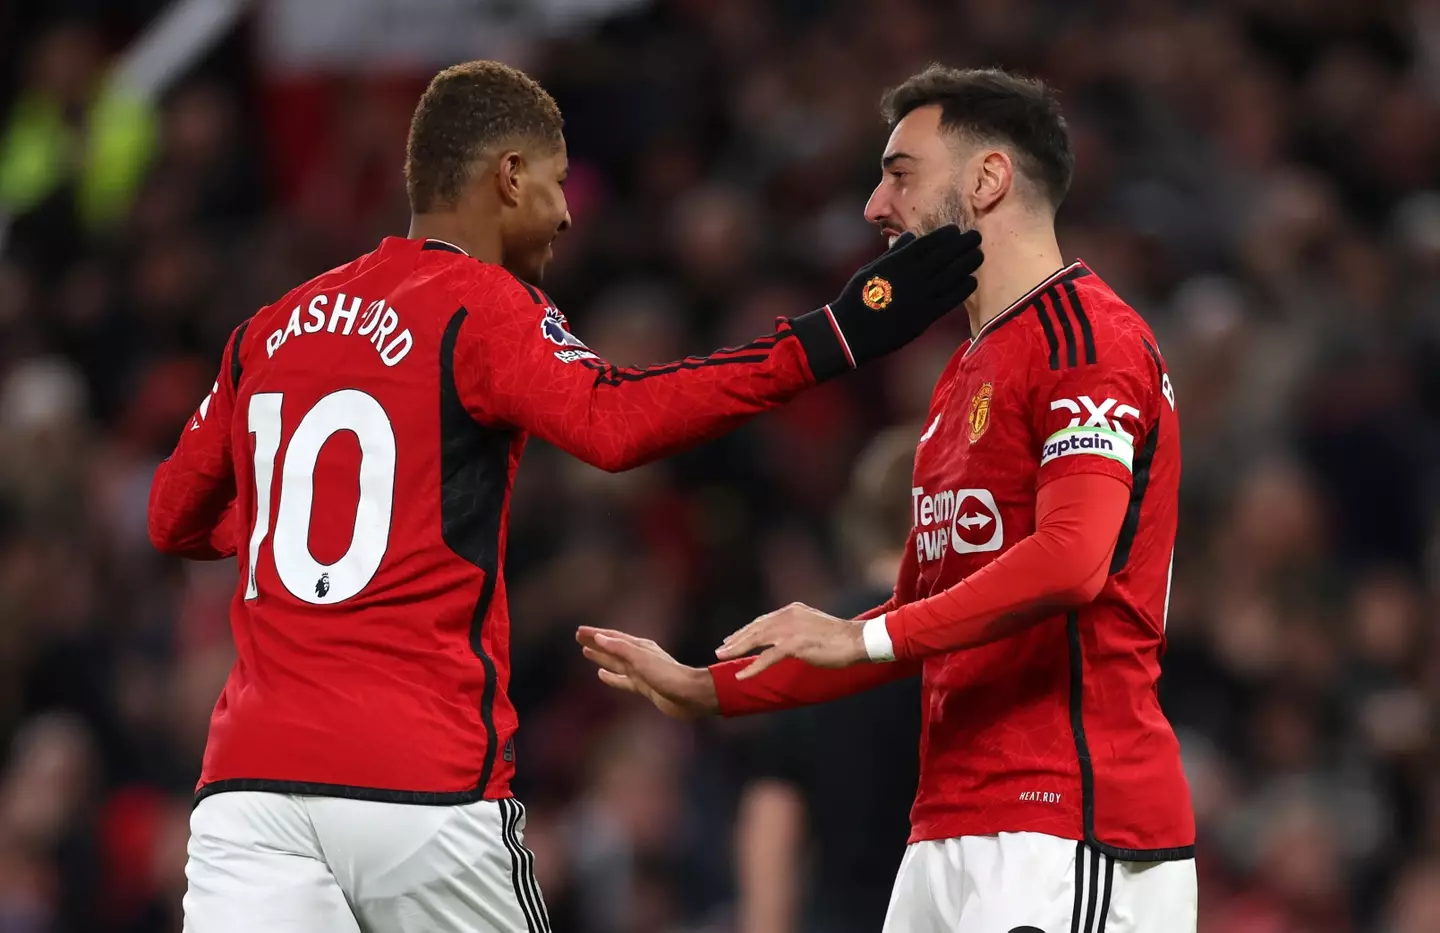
883 832 1197 933
183 791 551 933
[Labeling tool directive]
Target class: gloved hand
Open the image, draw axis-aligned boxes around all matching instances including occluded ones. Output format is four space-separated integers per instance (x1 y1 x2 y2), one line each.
791 226 983 381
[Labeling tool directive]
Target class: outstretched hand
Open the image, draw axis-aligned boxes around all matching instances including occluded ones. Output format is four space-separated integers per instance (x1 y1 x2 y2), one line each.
576 627 718 719
715 603 869 680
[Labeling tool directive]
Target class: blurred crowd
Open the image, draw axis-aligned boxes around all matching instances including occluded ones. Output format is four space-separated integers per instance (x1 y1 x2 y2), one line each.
2 0 1440 931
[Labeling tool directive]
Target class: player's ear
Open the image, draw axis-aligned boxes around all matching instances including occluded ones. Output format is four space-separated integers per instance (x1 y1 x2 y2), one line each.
970 149 1013 213
495 151 524 208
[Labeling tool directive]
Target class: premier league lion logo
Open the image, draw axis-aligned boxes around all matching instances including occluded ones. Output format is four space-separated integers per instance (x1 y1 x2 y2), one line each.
541 307 589 350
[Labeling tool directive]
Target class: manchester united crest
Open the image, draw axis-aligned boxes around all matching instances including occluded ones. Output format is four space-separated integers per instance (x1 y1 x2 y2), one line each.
968 382 993 443
862 276 893 310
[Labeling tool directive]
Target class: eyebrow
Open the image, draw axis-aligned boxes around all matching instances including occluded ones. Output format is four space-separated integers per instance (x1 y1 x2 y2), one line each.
882 152 916 170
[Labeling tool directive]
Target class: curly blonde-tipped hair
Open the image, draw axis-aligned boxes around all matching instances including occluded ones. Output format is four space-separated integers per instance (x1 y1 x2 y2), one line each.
404 61 564 213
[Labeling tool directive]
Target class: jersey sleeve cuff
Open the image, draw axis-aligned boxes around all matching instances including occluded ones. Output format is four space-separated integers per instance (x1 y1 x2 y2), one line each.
789 307 852 382
863 615 896 663
708 662 751 717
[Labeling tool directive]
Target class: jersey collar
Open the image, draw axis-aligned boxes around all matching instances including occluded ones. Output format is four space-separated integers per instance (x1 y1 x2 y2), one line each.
421 238 470 256
964 260 1089 357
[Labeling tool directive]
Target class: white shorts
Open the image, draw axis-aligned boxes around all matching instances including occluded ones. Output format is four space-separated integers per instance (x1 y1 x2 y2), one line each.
884 832 1197 933
184 791 550 933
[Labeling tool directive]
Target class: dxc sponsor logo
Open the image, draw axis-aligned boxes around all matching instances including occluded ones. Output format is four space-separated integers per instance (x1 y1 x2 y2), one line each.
911 486 1004 562
1049 395 1139 442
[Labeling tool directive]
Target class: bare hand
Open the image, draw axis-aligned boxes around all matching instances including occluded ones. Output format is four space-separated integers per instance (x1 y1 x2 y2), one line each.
714 603 868 680
576 627 718 719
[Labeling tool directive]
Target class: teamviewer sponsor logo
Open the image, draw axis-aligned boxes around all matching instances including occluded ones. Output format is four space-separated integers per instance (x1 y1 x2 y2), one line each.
1039 427 1134 470
911 486 1004 561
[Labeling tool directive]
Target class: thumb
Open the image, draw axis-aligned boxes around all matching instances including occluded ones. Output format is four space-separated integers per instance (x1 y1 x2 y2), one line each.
888 230 917 252
598 668 640 694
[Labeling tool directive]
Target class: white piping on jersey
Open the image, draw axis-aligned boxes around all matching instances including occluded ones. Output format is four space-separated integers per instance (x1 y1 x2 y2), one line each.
964 260 1085 357
425 238 471 256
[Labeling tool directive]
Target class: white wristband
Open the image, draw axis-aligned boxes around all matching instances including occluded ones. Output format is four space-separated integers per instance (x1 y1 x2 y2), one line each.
862 615 896 663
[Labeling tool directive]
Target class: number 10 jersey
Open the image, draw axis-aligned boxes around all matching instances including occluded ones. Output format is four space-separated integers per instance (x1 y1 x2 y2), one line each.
149 236 822 804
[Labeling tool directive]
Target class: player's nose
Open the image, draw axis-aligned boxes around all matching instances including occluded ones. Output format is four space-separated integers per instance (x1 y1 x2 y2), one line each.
863 184 892 231
558 210 572 234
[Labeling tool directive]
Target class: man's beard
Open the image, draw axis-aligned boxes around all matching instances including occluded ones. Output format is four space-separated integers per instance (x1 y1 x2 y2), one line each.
915 187 973 236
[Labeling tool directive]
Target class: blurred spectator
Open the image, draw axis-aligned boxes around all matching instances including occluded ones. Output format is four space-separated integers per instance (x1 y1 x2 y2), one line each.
0 22 157 268
1 1 1439 931
734 427 920 933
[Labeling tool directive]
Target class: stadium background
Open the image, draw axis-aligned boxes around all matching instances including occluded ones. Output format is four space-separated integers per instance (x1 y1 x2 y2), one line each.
2 0 1440 930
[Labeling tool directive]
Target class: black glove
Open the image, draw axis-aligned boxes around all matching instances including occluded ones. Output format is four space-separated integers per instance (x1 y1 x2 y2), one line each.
791 226 982 381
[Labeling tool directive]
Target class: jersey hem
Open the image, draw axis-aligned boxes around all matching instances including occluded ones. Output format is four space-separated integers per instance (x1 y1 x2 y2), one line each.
193 777 509 808
1087 840 1195 862
1063 609 1195 862
904 823 1196 862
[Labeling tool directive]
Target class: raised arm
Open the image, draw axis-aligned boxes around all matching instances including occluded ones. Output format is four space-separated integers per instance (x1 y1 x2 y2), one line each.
454 228 980 471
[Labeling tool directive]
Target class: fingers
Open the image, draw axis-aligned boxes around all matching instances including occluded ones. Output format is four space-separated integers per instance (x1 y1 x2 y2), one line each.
720 604 789 648
950 228 982 251
949 241 984 275
576 626 615 649
904 226 982 271
716 618 777 660
906 239 982 304
925 255 984 306
577 626 636 646
581 645 630 675
720 613 770 648
909 224 960 252
577 627 658 659
735 645 787 681
597 668 640 694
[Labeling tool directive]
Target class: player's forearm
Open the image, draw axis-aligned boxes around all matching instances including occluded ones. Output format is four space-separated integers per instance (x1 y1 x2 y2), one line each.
710 654 920 717
878 473 1127 661
148 459 237 559
561 326 818 472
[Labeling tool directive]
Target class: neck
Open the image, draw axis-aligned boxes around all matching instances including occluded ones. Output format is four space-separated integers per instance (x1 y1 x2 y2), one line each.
408 212 503 266
962 216 1065 337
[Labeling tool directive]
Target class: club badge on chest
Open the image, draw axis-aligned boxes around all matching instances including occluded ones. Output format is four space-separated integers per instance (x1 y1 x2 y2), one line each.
967 381 994 444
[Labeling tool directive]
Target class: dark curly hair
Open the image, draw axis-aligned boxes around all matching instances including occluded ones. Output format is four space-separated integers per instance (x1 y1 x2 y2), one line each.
404 61 564 213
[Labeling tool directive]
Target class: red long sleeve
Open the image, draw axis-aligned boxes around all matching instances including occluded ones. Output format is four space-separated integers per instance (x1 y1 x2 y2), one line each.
710 570 917 717
884 472 1129 659
149 326 244 560
711 654 921 717
452 277 818 472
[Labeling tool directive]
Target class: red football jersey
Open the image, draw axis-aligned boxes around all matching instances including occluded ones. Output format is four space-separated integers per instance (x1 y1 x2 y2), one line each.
713 261 1193 861
901 261 1191 858
149 236 822 804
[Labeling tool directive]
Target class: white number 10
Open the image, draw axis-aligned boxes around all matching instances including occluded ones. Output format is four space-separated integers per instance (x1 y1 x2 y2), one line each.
246 390 396 605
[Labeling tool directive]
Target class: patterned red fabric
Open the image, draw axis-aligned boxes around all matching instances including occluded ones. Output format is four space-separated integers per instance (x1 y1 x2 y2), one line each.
712 262 1194 858
884 471 1128 656
148 236 818 801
